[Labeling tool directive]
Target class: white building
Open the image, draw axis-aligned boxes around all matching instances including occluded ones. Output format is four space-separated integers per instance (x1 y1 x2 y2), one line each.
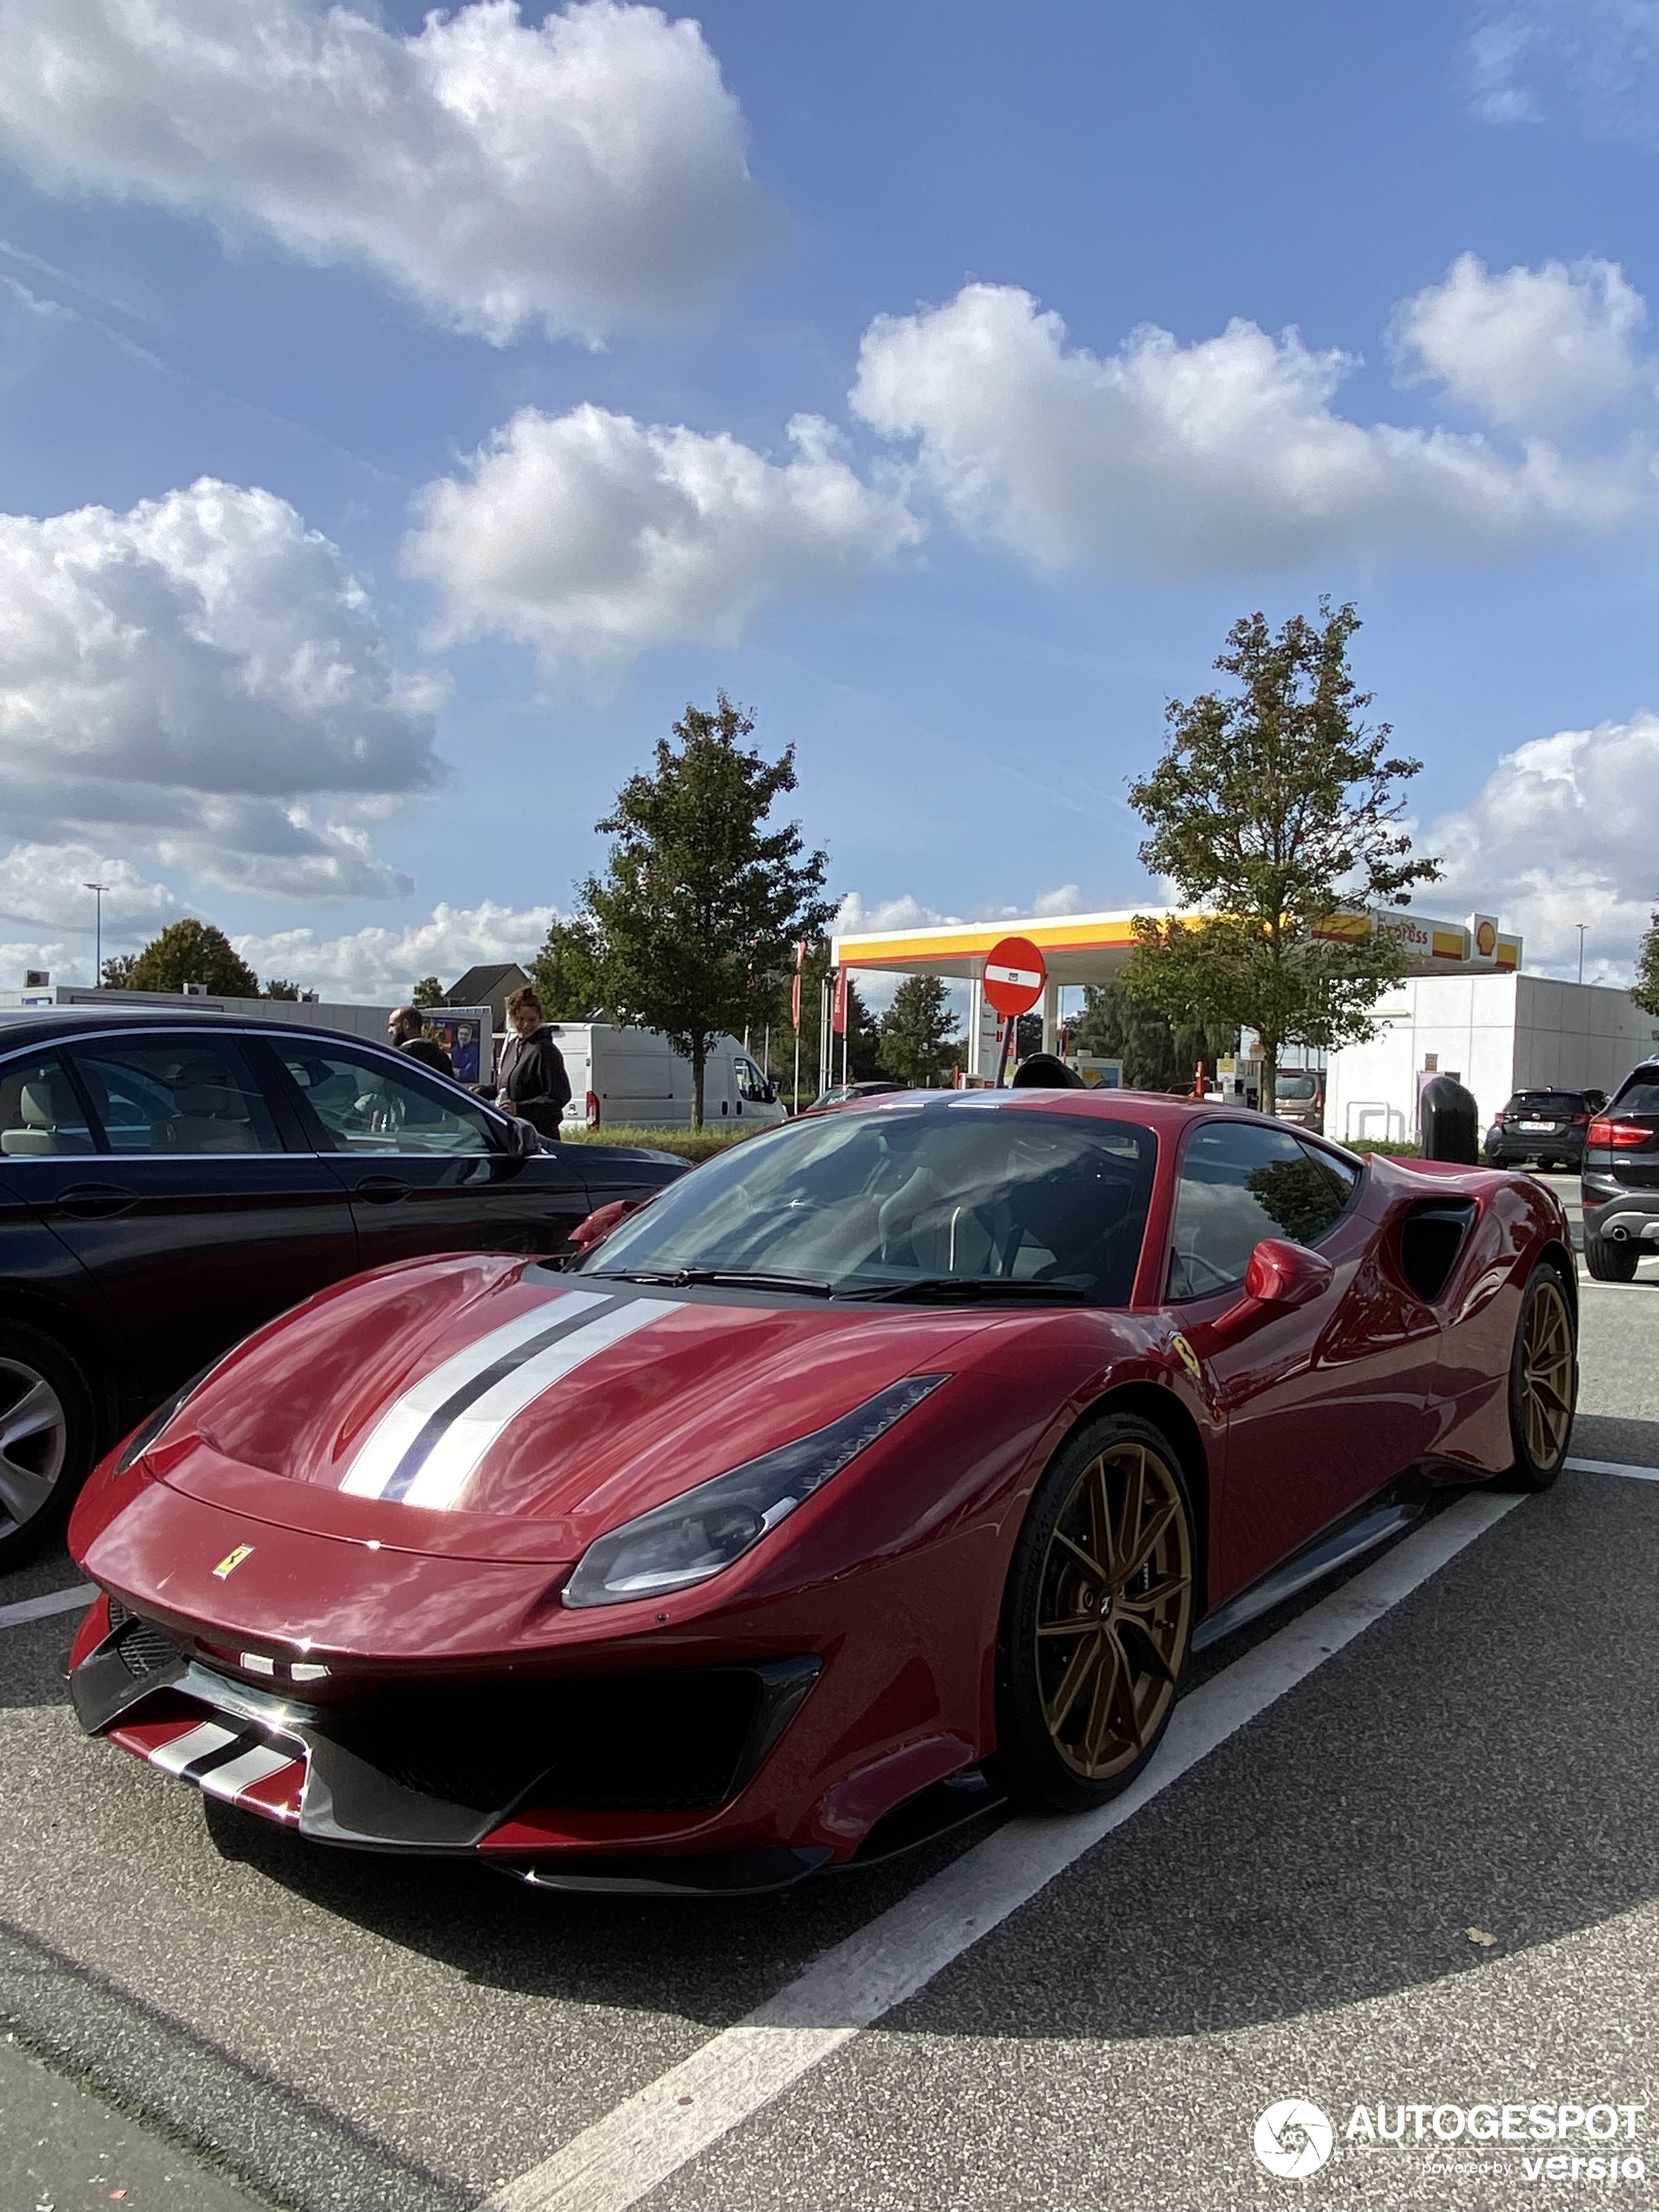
1325 974 1659 1147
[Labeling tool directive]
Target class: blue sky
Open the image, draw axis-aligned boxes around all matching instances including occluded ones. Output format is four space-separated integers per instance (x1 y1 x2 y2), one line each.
1 0 1656 997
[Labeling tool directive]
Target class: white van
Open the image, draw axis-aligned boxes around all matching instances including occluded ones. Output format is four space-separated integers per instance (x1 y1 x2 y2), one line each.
547 1023 787 1132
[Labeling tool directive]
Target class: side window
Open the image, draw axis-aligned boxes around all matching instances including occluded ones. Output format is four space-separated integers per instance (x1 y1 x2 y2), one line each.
735 1056 771 1103
278 1045 496 1156
0 1053 97 1157
68 1036 284 1155
1168 1122 1357 1301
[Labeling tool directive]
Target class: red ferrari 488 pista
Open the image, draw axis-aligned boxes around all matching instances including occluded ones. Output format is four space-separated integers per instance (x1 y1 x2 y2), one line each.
67 1091 1576 1891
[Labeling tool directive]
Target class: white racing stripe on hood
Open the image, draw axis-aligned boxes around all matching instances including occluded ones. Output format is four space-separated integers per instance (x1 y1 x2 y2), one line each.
340 1289 612 1501
399 1298 685 1513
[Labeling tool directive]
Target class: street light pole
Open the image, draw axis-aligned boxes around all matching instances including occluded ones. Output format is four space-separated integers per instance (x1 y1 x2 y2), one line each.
84 882 107 985
1576 923 1587 986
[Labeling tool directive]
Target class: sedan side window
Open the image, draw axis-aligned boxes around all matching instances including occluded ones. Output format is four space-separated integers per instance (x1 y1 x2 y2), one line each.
68 1036 284 1155
0 1054 97 1156
1168 1122 1357 1301
279 1046 496 1156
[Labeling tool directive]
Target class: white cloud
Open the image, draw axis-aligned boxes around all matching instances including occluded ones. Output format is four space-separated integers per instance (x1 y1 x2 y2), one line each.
1468 3 1659 139
233 899 553 1001
1393 254 1647 429
1426 713 1659 977
404 406 920 669
0 0 764 343
0 477 441 897
0 843 180 936
850 282 1642 575
835 891 956 936
1031 882 1087 916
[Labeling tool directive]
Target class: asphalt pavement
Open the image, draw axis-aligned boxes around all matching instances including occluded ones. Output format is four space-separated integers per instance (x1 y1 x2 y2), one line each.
1 1173 1654 2212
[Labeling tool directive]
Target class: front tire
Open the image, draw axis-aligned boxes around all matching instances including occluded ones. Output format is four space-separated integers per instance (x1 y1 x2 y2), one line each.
1500 1263 1577 1492
0 1324 94 1570
1584 1234 1640 1283
993 1412 1195 1812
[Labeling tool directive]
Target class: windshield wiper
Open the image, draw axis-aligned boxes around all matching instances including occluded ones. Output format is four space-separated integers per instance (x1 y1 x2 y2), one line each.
587 1268 836 1297
841 1275 1095 1305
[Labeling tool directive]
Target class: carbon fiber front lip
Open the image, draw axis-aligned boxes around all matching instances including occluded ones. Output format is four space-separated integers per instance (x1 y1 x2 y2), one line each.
74 1630 822 1855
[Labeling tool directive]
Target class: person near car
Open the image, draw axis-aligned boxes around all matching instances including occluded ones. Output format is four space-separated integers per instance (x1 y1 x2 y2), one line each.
485 987 571 1139
387 1006 454 1079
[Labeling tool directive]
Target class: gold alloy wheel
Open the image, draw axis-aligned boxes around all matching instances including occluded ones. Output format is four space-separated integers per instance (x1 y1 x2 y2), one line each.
1519 1277 1575 1469
1035 1440 1193 1780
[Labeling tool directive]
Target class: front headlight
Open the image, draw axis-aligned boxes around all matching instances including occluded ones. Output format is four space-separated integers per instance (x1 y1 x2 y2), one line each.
113 1359 221 1473
562 1373 950 1609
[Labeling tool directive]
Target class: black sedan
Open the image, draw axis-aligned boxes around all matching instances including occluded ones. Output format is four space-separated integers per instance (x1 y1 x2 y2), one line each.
0 1008 684 1566
1483 1088 1607 1171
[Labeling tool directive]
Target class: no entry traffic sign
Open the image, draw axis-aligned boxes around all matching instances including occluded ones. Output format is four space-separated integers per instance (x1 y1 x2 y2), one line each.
982 936 1046 1018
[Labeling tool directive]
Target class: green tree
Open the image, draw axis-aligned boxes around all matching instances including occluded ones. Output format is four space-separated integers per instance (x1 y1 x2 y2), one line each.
125 920 260 998
530 914 610 1021
582 695 836 1123
1122 601 1439 1114
1634 912 1659 1018
411 976 444 1008
1073 980 1236 1092
878 975 962 1087
100 954 138 989
263 978 301 1001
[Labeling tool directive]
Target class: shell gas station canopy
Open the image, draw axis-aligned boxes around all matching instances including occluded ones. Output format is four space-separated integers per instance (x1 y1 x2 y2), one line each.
831 904 1522 1077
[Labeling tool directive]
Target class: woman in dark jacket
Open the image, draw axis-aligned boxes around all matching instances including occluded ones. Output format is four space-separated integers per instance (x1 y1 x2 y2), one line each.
489 986 571 1138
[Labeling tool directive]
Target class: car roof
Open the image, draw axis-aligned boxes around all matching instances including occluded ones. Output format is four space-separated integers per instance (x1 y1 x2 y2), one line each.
826 1085 1346 1144
0 1007 400 1054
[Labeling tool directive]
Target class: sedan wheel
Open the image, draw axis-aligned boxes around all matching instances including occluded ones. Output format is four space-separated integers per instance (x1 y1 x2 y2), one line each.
1502 1265 1577 1491
0 1326 93 1569
996 1413 1195 1810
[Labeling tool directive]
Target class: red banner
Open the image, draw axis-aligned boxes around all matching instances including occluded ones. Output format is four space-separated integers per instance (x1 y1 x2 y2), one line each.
792 939 805 1031
831 966 848 1035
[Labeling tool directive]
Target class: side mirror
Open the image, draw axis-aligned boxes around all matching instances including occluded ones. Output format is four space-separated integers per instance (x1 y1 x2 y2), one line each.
570 1197 641 1253
512 1117 540 1156
1210 1237 1332 1343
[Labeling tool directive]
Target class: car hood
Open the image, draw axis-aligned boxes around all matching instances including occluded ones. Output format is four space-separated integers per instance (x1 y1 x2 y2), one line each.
140 1255 994 1563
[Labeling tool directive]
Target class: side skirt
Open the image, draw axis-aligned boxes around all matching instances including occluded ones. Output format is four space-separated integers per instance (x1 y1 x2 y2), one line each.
1191 1476 1434 1653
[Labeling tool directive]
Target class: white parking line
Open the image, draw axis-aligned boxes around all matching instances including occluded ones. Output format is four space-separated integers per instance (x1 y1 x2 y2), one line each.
0 1584 95 1631
485 1490 1523 2212
1566 1456 1659 1483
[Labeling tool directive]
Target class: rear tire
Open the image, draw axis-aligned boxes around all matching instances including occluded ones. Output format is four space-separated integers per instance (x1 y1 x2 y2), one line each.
993 1412 1195 1812
0 1323 95 1571
1584 1234 1640 1283
1498 1263 1577 1492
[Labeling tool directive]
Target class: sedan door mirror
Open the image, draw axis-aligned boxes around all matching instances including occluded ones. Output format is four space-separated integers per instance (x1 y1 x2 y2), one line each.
1210 1237 1333 1343
511 1115 541 1156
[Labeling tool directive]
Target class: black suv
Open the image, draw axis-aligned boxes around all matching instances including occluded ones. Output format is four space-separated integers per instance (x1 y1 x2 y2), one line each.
0 1008 685 1566
1582 1065 1659 1281
1483 1088 1606 1172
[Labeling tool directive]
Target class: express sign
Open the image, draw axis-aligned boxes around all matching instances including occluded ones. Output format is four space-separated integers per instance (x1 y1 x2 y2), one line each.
982 937 1047 1018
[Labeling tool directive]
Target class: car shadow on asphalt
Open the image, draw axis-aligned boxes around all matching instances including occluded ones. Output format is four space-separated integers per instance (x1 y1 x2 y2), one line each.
184 1468 1659 2047
1569 1411 1659 1466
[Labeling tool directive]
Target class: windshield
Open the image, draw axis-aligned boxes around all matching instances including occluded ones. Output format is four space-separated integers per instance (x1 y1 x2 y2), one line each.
580 1100 1158 1304
1509 1093 1588 1114
1276 1074 1319 1100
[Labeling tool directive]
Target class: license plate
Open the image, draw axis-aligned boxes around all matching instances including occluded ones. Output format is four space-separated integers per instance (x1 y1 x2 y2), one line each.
1517 1122 1555 1133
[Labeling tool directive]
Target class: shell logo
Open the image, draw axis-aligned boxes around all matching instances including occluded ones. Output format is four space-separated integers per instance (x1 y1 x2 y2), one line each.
1475 918 1498 957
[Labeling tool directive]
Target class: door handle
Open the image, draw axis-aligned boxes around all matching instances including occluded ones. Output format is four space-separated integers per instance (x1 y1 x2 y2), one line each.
353 1176 410 1204
56 1183 138 1219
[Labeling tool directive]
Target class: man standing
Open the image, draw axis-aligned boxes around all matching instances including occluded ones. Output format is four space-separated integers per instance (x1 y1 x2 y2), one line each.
387 1006 455 1078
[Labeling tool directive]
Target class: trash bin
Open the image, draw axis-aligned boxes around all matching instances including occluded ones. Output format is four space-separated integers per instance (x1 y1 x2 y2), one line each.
1419 1074 1480 1164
